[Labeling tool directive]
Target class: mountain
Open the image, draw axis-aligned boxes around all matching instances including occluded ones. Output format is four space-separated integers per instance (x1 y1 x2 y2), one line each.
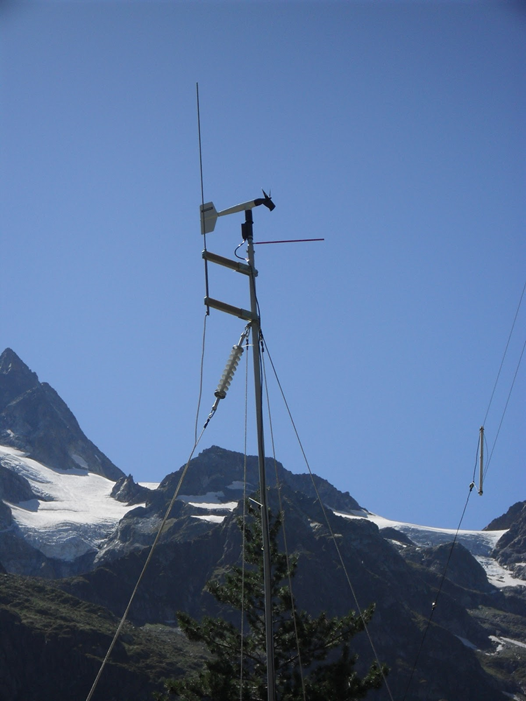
0 348 524 700
0 348 124 481
0 348 128 576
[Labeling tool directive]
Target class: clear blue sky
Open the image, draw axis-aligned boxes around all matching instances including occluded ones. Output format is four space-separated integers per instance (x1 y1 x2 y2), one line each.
1 0 524 530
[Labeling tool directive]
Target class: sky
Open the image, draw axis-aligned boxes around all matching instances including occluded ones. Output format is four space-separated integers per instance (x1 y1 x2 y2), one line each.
1 0 524 531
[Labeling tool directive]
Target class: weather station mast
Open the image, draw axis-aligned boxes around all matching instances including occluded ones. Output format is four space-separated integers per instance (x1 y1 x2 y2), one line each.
200 191 278 701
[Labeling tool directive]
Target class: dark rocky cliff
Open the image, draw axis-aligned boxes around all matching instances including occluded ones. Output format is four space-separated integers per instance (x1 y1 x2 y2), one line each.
0 348 124 481
0 573 197 701
490 501 526 579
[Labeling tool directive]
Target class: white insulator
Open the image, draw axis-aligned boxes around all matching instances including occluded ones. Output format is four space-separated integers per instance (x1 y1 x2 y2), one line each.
215 344 244 399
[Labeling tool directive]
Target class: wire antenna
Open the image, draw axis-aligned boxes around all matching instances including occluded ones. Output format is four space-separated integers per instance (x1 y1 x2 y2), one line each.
254 238 324 245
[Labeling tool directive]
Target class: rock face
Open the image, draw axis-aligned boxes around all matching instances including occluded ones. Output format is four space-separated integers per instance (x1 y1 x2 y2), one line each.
0 348 39 409
490 501 526 581
0 573 194 701
0 463 36 503
485 501 526 532
0 348 124 481
110 475 151 505
401 541 493 593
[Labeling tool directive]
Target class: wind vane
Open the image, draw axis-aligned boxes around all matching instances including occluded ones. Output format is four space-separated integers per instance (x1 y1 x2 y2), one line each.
200 190 324 244
200 190 275 234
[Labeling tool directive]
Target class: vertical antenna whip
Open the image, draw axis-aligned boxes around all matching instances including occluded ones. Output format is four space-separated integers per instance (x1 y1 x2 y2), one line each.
194 83 209 442
196 83 210 312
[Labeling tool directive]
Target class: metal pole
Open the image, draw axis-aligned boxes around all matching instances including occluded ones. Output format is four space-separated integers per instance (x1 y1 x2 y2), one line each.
244 209 276 701
479 426 484 496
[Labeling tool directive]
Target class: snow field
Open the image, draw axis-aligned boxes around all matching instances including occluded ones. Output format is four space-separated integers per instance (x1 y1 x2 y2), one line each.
0 445 142 560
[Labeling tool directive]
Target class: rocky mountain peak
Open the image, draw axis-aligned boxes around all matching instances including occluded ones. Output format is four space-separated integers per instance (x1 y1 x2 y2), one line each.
484 501 526 532
0 348 39 412
0 347 33 374
0 348 124 482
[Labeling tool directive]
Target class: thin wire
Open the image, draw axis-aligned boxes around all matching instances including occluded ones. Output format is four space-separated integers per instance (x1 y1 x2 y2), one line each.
484 336 525 479
402 484 474 701
261 346 307 701
482 278 525 427
85 425 208 701
261 334 394 701
235 240 247 260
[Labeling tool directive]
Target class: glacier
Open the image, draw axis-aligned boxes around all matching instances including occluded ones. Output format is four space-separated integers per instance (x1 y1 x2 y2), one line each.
0 445 142 561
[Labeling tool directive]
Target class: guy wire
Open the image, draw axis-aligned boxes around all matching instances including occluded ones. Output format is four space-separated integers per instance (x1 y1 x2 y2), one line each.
85 423 210 701
482 278 525 428
402 483 474 701
484 336 525 480
260 344 307 701
260 333 393 701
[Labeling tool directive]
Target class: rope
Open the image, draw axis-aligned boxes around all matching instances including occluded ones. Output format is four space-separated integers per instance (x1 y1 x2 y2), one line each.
85 425 209 701
261 335 394 701
261 347 307 701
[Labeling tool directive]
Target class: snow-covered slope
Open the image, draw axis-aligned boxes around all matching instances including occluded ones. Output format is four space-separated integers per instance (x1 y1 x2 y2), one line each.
335 509 524 589
335 509 504 554
0 445 141 561
177 484 241 523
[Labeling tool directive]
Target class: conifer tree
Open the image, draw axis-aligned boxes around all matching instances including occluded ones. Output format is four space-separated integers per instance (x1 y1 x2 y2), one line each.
158 505 387 700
